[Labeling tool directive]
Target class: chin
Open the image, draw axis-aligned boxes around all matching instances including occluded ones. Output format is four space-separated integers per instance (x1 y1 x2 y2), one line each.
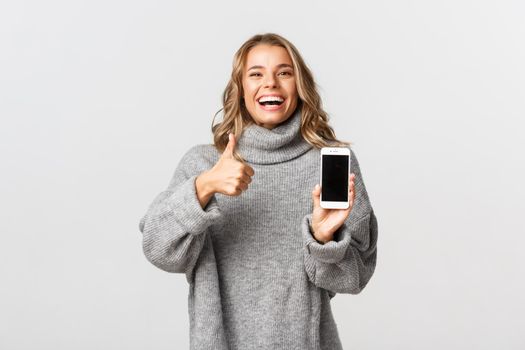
256 114 289 127
259 108 291 119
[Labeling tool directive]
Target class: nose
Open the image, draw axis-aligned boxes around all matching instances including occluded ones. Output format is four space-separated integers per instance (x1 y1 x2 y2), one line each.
263 74 278 88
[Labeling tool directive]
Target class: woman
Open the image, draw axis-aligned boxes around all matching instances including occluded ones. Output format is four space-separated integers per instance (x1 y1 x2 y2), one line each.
139 33 378 350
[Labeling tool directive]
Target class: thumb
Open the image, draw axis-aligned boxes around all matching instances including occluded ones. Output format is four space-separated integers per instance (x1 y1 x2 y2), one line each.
311 184 321 209
223 133 236 158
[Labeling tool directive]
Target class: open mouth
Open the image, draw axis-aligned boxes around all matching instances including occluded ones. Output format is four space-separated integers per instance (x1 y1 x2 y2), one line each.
257 95 285 107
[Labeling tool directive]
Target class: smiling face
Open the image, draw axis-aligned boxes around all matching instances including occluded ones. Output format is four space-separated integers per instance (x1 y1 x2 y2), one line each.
241 44 299 130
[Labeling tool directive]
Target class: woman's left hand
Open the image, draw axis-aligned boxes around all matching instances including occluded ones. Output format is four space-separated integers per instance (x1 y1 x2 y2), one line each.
310 173 356 244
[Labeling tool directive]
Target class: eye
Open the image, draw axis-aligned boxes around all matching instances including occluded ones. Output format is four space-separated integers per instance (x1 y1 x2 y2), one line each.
249 72 262 77
279 71 293 76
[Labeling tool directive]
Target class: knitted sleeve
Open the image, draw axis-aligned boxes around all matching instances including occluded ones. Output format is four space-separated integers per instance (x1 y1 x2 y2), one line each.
301 148 378 297
138 145 222 283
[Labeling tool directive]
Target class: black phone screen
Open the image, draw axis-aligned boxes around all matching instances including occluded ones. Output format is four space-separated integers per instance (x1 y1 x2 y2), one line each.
321 154 349 202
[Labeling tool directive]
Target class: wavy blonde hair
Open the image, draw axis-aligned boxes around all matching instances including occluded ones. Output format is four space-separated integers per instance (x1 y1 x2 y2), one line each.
211 32 351 163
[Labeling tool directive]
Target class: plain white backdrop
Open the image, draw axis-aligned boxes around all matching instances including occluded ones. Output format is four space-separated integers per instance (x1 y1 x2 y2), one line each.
1 0 524 349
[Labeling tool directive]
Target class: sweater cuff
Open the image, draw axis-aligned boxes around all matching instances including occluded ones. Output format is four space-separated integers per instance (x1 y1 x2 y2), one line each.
302 213 351 264
166 174 222 235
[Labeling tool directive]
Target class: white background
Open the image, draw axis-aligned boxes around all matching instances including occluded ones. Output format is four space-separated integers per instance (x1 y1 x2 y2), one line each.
1 0 524 349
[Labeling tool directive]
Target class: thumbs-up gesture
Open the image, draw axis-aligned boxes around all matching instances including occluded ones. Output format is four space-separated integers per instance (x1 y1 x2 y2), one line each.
206 133 255 196
309 174 356 244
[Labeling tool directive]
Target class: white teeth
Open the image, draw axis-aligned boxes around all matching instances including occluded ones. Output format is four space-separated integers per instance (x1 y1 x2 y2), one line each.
258 96 284 103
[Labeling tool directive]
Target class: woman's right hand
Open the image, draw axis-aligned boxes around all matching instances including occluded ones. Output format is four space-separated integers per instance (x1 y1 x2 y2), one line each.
196 133 255 203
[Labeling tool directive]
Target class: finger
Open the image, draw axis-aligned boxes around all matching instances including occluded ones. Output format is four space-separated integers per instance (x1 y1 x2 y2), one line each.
348 178 354 196
223 133 236 158
244 164 255 177
311 184 321 209
349 173 356 192
349 176 355 205
239 173 252 185
238 181 249 192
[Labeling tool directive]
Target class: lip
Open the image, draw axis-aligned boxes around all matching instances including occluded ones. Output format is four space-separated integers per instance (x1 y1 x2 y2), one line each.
258 101 285 112
257 94 286 112
256 94 285 102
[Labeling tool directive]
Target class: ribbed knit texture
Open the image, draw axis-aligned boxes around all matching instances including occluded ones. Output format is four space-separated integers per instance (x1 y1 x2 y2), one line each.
139 107 378 350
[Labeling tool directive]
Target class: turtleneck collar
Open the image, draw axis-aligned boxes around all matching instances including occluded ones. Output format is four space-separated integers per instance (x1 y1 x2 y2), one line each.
237 106 313 165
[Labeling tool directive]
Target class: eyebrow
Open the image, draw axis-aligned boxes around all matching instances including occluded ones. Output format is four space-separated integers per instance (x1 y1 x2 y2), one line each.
247 63 293 71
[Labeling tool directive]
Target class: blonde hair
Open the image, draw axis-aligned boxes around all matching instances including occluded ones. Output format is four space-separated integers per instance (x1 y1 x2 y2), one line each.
211 32 351 163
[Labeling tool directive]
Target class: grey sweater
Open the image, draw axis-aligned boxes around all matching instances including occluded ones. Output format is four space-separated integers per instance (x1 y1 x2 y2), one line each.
138 107 378 350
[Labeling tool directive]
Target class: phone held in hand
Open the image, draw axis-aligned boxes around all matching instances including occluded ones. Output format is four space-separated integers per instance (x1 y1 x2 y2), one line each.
320 147 351 209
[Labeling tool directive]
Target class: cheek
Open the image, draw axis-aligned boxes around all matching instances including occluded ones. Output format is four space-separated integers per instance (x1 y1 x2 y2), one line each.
242 81 257 97
285 81 298 98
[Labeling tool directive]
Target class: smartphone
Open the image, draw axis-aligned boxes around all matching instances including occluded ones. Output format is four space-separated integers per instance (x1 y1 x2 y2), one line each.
320 147 351 209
